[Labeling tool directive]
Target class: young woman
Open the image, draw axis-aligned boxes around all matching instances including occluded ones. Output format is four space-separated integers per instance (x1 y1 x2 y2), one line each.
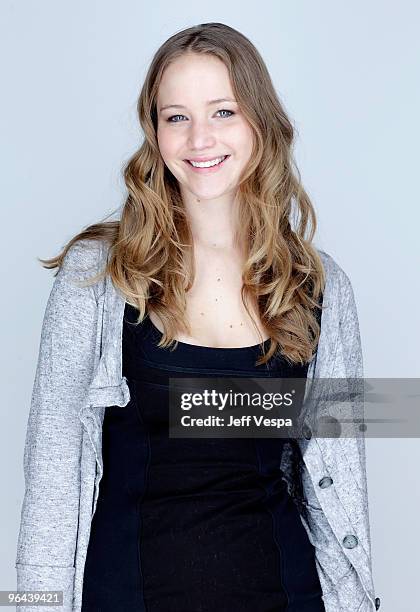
15 22 380 612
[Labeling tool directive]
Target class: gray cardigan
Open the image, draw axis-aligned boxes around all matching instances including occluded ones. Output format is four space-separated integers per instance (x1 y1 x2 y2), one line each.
15 238 381 611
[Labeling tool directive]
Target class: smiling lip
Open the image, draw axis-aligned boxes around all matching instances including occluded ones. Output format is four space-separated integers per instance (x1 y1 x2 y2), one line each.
184 155 230 173
185 155 228 162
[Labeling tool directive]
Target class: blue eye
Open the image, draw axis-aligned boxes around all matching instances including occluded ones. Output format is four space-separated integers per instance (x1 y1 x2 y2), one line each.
218 109 234 119
167 109 235 123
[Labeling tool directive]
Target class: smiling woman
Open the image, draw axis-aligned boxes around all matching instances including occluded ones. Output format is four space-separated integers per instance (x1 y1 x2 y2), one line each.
16 21 380 612
156 52 254 203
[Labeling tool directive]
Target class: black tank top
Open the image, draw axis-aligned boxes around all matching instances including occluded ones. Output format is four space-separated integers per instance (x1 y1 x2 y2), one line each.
82 301 325 612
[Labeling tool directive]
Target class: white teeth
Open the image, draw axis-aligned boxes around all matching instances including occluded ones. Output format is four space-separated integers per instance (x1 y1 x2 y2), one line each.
189 156 226 168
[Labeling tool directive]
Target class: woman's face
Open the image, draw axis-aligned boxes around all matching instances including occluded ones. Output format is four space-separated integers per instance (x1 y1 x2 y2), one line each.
156 53 254 202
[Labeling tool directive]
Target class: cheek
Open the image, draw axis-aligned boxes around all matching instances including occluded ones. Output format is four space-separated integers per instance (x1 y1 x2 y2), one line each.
157 126 177 162
231 122 254 158
237 136 254 165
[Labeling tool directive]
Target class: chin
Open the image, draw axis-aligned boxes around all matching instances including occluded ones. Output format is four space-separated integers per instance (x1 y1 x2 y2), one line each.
190 188 230 201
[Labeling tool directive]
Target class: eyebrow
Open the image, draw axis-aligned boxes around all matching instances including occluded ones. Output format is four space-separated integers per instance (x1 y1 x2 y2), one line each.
159 98 237 113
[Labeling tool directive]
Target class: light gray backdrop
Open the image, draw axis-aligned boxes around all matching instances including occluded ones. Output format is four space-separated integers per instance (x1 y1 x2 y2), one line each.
2 1 419 609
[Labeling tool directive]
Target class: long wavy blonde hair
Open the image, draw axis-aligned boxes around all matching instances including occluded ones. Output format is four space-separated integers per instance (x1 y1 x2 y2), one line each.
40 22 326 366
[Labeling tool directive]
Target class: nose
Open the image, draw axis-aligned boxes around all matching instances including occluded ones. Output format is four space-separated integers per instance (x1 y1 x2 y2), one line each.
187 120 217 151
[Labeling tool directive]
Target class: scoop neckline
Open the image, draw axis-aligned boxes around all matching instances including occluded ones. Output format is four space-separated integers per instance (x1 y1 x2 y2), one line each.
146 314 271 352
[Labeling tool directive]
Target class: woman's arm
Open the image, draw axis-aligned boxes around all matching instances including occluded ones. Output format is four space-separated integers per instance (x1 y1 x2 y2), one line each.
15 240 102 612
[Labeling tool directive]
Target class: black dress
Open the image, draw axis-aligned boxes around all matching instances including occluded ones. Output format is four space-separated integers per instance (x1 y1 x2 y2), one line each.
81 303 325 612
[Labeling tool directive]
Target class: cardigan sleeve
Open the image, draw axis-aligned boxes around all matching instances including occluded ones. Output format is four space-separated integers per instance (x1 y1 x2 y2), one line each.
15 240 103 612
338 271 370 532
338 269 374 568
